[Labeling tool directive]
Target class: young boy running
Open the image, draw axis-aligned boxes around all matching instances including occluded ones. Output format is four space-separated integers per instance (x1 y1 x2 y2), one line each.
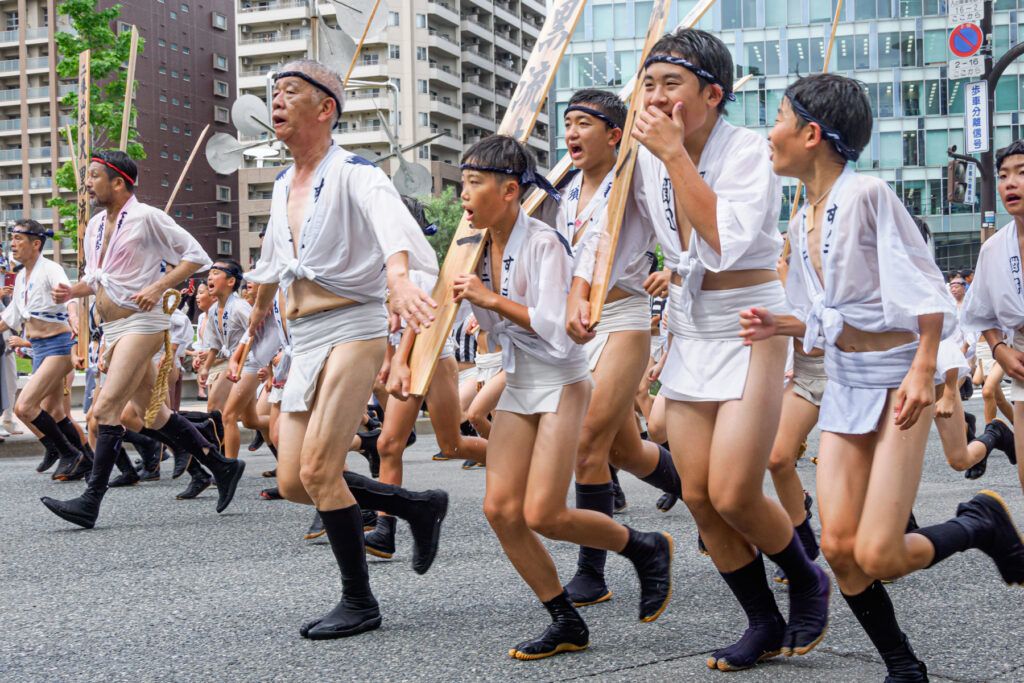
452 134 672 660
743 73 1024 681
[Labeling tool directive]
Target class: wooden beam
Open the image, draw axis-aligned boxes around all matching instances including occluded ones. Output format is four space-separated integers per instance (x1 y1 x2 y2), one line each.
165 124 210 212
75 50 91 360
342 0 383 86
119 25 139 152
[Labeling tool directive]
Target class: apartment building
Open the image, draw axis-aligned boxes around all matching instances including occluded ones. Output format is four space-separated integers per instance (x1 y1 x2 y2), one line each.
234 0 551 267
0 0 238 274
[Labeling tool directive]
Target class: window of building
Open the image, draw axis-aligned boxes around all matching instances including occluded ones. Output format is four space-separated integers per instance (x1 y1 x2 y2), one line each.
417 79 427 93
388 11 399 25
159 94 168 102
184 100 191 108
158 38 166 47
419 145 429 159
218 239 232 255
171 43 178 51
216 212 231 228
214 106 229 123
181 3 189 12
418 112 428 126
172 125 180 133
182 46 190 54
186 211 194 218
389 45 400 59
169 10 177 19
338 121 349 132
174 210 182 217
158 66 167 75
213 54 228 71
184 126 192 135
217 185 231 201
161 178 170 187
185 183 193 191
160 121 168 130
6 12 17 30
214 79 229 97
171 70 179 78
212 12 226 30
183 73 191 82
160 150 169 158
415 14 426 28
171 97 179 105
173 153 181 161
118 21 130 33
416 46 427 61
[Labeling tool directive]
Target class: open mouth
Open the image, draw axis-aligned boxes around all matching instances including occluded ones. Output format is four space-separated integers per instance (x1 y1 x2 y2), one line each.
1007 193 1022 204
568 143 583 159
463 206 474 223
272 114 286 128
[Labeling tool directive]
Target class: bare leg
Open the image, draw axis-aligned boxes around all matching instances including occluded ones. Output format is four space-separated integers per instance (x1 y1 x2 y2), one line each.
223 372 266 458
647 393 667 444
468 371 505 439
767 387 819 526
426 356 488 463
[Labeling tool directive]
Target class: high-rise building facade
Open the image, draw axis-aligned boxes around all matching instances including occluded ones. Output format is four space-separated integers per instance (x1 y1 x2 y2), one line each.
233 0 551 267
0 0 237 274
554 0 1024 272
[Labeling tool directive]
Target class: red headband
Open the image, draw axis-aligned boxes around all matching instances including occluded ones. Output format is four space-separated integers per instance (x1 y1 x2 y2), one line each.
91 157 135 186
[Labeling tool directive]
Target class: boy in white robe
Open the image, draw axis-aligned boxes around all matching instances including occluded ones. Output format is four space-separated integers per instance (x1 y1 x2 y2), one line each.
451 134 673 660
618 29 831 670
743 73 1024 681
961 138 1024 496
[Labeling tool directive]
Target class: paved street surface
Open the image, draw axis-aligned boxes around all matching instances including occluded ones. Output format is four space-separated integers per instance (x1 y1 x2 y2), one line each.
2 395 1023 682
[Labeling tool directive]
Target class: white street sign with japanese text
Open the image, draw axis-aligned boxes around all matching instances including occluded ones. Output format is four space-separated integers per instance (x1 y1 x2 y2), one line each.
965 162 977 204
948 0 984 24
965 80 989 153
949 55 984 79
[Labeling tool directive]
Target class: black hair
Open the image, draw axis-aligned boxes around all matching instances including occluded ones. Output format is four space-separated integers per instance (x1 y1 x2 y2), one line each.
567 88 628 130
785 74 872 158
461 134 538 198
997 139 1024 171
649 29 733 113
92 149 138 191
13 218 47 249
213 259 244 292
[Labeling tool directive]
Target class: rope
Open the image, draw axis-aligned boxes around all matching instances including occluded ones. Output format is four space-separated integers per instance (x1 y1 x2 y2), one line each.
144 289 181 427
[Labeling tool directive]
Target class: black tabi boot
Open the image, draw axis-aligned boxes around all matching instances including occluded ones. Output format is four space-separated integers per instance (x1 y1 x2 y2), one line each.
41 424 124 529
508 590 589 660
617 527 673 622
642 445 682 513
973 419 1016 466
305 511 326 539
342 470 447 574
142 414 244 513
767 532 830 656
965 411 977 441
63 446 93 481
913 490 1024 585
774 513 821 585
459 419 478 437
842 581 927 682
357 429 381 478
55 417 87 454
364 514 396 558
361 506 378 531
300 504 382 640
176 459 213 500
124 430 162 477
35 436 59 473
170 446 192 480
32 411 82 481
260 486 283 500
247 430 264 452
108 448 141 487
565 482 614 606
707 553 786 671
609 466 627 512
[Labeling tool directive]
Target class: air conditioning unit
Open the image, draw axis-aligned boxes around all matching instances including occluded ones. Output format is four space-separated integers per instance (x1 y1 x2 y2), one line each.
241 25 250 33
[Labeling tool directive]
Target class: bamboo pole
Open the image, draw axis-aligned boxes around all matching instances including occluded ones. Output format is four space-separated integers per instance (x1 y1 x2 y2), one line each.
75 51 91 360
165 124 210 212
342 0 383 86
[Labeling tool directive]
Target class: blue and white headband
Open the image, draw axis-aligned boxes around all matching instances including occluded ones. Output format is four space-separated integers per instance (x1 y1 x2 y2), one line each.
642 54 737 102
12 225 53 239
564 105 621 130
460 163 561 202
275 70 343 129
784 90 860 162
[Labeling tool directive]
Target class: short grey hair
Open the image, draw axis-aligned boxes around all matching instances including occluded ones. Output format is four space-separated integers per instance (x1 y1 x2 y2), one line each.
280 58 344 128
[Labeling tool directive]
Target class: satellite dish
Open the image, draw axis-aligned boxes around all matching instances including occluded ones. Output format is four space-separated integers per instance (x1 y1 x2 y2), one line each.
329 0 388 40
243 145 279 159
232 95 273 137
317 20 357 76
392 161 433 197
205 132 246 175
351 147 382 163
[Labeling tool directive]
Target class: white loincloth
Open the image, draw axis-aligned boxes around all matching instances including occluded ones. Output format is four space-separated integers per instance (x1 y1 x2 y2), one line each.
937 337 970 383
660 280 788 402
820 341 945 434
102 309 171 366
584 295 651 371
244 325 283 375
475 350 503 384
791 351 827 407
281 302 386 412
1011 332 1024 401
457 366 477 386
496 347 591 415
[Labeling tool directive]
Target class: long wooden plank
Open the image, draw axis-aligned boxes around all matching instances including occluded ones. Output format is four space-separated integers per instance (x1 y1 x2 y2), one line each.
405 0 588 396
522 0 718 216
75 51 91 360
342 0 383 86
165 124 210 212
586 0 674 326
119 26 139 152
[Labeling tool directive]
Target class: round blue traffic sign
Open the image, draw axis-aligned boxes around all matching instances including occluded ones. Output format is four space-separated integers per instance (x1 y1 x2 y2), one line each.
949 23 983 58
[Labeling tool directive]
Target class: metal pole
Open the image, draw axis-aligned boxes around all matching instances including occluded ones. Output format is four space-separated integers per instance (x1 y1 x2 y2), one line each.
979 0 996 241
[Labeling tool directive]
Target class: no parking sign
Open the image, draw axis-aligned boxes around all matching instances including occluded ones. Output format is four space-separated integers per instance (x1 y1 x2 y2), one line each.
949 23 984 59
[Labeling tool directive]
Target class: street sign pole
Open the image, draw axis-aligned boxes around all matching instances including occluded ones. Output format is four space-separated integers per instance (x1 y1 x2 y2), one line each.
979 0 996 241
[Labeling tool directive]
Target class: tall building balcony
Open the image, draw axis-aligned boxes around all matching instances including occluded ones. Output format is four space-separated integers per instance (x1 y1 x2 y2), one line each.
427 0 460 26
236 0 308 25
237 29 311 58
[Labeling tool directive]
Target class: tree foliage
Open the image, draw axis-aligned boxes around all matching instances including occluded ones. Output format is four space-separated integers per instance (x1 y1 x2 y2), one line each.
47 0 145 238
420 185 464 265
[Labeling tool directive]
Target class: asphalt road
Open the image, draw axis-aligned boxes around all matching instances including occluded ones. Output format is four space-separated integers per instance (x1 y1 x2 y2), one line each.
1 395 1022 682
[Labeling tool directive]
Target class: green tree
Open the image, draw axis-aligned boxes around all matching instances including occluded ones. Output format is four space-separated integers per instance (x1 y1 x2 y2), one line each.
419 185 464 264
47 0 145 240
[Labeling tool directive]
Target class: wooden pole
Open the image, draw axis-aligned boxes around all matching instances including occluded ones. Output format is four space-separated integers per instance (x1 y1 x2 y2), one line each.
119 25 139 152
63 125 79 190
165 124 210 212
342 0 383 86
75 51 91 360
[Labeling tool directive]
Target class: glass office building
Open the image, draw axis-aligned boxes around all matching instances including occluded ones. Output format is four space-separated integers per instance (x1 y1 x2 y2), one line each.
552 0 1024 271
